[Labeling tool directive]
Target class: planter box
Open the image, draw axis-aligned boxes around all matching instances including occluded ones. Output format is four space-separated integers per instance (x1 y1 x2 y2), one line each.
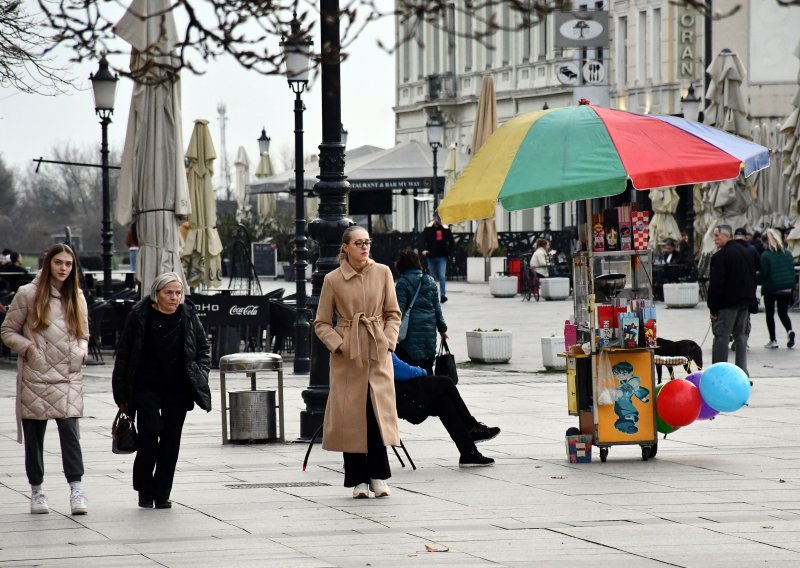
489 275 517 297
466 330 512 363
663 282 699 308
541 277 570 301
467 257 486 283
541 336 567 370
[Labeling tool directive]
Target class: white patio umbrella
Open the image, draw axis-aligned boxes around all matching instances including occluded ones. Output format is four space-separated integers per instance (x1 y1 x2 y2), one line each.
182 119 223 289
115 0 190 296
647 188 682 250
782 39 800 258
233 146 250 214
254 151 276 221
471 75 499 261
751 119 787 230
698 49 754 257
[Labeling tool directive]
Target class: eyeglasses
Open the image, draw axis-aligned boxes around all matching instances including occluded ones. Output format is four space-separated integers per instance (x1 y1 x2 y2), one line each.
351 239 372 248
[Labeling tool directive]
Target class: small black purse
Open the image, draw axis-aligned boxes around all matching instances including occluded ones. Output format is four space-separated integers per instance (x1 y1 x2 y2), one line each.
112 409 138 454
434 339 459 385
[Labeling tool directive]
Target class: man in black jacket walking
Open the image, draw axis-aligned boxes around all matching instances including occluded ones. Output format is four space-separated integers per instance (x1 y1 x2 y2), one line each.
707 225 757 376
421 213 455 303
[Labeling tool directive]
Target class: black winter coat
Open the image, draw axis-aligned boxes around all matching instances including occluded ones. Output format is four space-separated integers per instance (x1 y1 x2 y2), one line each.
396 269 447 362
112 297 211 416
707 241 757 315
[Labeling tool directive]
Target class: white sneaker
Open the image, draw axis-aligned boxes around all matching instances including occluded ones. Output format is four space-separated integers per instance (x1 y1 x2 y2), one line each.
30 492 49 514
70 491 88 515
369 479 390 497
352 483 369 499
765 340 779 349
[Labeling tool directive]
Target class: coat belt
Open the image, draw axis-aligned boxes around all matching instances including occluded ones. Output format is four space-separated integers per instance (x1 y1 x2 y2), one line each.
338 313 385 363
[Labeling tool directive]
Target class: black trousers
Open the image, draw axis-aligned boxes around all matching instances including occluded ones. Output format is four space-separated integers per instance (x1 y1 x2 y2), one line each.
343 390 390 487
133 391 188 500
21 417 84 486
396 376 479 455
764 293 793 341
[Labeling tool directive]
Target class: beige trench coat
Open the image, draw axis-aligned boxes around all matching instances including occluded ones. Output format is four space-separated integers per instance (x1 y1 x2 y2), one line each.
314 259 402 453
0 274 89 442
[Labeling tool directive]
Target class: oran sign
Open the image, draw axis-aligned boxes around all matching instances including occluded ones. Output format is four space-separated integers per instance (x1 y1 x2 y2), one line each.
677 10 699 79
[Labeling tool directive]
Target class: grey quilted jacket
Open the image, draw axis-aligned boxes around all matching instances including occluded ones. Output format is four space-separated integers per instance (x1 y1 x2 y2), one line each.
1 273 89 442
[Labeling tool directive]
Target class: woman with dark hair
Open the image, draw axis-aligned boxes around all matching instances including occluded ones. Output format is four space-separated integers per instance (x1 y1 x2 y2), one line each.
315 226 402 499
394 249 447 375
1 244 90 515
112 272 212 509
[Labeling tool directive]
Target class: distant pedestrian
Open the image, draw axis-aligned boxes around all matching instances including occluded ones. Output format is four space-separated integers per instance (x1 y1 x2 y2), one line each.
759 229 795 349
394 249 447 375
112 272 212 509
421 213 455 303
734 227 761 271
315 226 402 499
530 238 551 278
0 244 90 515
707 225 757 376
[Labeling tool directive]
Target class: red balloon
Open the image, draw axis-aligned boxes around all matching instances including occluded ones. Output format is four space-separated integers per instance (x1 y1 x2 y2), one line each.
656 379 702 428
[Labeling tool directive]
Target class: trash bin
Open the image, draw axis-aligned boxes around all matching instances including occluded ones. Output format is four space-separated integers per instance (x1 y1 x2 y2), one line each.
229 390 277 442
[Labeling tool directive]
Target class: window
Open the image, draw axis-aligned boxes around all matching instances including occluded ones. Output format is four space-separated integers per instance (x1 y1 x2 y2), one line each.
638 11 647 83
464 11 473 71
617 16 628 86
502 4 510 65
538 13 548 60
433 11 440 74
522 0 531 62
652 9 661 83
402 19 411 81
417 18 425 79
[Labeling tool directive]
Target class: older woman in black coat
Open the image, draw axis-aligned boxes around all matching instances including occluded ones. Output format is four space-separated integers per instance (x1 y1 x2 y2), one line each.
112 272 211 509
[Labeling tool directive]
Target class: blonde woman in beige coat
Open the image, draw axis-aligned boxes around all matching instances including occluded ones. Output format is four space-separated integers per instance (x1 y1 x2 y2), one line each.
1 244 89 515
315 226 402 499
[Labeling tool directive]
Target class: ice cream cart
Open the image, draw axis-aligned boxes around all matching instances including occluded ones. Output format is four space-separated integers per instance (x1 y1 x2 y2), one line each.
566 248 658 462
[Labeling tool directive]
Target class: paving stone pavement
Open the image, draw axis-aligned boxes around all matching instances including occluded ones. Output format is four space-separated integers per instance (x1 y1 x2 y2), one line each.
1 281 799 567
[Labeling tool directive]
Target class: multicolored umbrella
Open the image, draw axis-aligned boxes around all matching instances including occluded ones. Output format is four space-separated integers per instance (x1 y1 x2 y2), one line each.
438 103 770 225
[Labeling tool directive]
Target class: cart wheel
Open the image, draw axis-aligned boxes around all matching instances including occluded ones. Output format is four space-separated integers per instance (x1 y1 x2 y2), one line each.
648 444 657 459
533 288 540 302
641 446 650 461
599 447 608 463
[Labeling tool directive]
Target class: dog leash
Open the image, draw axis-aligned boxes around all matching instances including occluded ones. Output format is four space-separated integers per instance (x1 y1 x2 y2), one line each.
698 321 713 348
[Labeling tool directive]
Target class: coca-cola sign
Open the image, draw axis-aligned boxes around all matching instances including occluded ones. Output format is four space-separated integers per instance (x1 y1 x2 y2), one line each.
189 294 268 325
229 305 259 316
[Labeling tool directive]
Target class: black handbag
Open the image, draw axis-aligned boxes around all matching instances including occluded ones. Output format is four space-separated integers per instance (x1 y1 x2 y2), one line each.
112 409 138 454
434 339 458 385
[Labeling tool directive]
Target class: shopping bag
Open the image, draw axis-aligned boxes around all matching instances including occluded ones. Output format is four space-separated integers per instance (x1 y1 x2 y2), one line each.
111 409 138 454
434 339 458 385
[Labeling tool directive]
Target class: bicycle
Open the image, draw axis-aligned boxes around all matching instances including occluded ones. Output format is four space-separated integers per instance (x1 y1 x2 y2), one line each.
519 254 540 302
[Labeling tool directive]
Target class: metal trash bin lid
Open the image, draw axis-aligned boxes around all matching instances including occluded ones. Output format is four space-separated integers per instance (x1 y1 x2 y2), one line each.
219 352 283 372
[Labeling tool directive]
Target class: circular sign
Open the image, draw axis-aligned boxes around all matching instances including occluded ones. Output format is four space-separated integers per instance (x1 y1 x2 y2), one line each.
559 18 605 42
556 62 580 86
582 61 606 85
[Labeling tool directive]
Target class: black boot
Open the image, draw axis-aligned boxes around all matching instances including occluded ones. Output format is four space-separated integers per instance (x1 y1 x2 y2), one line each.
138 492 153 508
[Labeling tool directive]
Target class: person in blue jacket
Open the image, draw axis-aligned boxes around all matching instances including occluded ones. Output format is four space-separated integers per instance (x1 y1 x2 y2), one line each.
392 353 499 467
395 249 447 375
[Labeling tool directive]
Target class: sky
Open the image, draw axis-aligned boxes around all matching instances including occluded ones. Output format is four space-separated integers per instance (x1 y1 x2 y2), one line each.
0 3 396 186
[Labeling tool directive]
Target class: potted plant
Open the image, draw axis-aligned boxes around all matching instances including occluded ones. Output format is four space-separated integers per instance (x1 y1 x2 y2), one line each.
466 328 512 363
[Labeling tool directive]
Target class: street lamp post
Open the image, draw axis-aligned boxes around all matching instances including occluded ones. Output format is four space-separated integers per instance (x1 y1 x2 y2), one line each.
426 110 444 209
257 127 271 156
90 56 118 299
300 0 352 441
680 84 702 256
542 102 551 233
282 14 313 376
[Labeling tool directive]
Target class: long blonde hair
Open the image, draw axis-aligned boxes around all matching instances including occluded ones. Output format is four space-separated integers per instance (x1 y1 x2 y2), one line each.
765 228 785 253
31 244 87 338
337 225 366 263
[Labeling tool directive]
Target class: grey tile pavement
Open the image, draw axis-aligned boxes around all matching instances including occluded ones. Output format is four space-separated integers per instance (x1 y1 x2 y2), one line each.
1 280 799 566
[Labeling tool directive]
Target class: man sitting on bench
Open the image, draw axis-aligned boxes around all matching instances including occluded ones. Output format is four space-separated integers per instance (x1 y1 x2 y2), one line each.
392 353 499 468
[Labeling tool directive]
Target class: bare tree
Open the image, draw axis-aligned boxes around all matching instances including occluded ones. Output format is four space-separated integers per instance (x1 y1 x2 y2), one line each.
0 0 74 93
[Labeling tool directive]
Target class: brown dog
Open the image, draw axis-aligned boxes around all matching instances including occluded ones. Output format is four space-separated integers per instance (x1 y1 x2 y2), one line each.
654 338 703 383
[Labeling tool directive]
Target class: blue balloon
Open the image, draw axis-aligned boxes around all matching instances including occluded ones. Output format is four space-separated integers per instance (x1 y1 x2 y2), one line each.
698 362 750 413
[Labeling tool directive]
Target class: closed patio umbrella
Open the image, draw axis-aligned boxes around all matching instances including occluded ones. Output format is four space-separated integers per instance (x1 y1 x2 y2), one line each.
115 0 190 296
648 187 682 250
698 48 754 256
254 151 276 221
182 119 223 288
472 75 499 261
782 39 800 258
233 146 251 214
